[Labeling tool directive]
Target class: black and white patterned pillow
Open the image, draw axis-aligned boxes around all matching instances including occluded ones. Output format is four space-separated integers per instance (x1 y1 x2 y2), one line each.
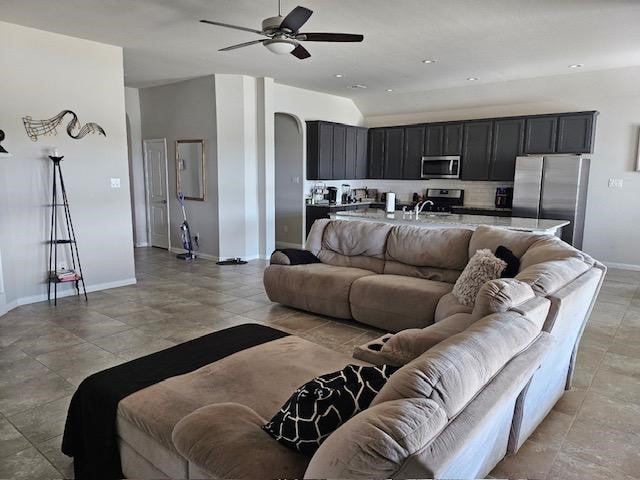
263 364 398 455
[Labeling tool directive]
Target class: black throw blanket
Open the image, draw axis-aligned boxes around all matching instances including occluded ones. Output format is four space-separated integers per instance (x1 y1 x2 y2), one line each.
62 323 289 480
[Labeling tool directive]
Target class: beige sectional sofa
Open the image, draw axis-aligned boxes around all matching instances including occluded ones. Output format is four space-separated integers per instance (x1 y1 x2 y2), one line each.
116 220 605 479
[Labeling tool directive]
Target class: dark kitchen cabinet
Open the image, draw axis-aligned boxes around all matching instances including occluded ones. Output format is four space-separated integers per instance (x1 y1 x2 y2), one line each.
384 128 405 179
368 128 385 179
524 116 557 154
557 113 596 153
355 127 368 179
443 123 464 155
307 121 333 180
307 121 369 180
462 121 493 180
490 118 525 181
403 126 425 179
332 124 346 180
345 127 357 179
424 125 444 156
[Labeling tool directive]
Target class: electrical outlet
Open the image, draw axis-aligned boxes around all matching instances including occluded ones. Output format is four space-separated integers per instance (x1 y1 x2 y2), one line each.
110 178 121 188
291 176 300 184
608 178 623 189
283 225 289 233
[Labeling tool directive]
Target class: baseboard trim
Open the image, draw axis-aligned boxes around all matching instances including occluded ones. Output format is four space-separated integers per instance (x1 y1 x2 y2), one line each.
14 277 138 309
0 300 18 317
169 247 219 262
135 242 150 248
604 261 640 271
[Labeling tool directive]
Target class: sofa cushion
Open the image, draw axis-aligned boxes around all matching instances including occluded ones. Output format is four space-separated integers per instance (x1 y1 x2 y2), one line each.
469 226 542 259
117 336 364 455
263 364 397 455
434 293 473 322
452 249 507 307
264 263 375 319
349 275 453 332
386 225 473 272
317 220 394 273
472 278 536 319
371 311 542 418
172 403 309 480
376 313 477 366
516 257 591 296
304 398 447 480
519 235 594 270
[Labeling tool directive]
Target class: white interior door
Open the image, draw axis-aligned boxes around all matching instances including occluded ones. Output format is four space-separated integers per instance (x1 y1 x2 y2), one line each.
143 139 170 249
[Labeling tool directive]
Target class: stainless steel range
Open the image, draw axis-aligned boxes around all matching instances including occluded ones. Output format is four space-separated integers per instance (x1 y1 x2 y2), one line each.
423 188 465 212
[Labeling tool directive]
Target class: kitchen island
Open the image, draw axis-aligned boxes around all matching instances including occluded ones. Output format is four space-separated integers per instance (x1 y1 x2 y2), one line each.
329 208 569 235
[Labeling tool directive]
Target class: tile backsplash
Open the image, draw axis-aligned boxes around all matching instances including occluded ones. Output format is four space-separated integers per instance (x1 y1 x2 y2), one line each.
304 179 514 208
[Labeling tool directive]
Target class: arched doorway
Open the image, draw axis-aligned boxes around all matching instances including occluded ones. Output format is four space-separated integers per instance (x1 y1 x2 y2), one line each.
275 113 304 248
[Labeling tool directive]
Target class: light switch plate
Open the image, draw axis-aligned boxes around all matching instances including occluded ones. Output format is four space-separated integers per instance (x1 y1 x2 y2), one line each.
110 178 121 188
608 178 623 189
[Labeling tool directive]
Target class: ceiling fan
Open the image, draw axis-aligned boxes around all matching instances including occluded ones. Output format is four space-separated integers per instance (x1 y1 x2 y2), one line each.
200 0 364 59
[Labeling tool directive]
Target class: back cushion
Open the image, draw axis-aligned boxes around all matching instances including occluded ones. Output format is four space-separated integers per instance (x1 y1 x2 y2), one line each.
469 226 543 259
318 220 393 273
371 311 541 418
520 236 594 270
516 257 591 296
385 226 473 282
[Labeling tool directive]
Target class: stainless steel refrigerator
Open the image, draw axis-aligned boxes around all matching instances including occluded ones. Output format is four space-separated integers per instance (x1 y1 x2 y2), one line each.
512 155 590 248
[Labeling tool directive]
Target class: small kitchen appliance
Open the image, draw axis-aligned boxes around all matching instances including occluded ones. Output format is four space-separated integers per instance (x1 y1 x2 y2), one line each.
325 186 338 204
312 182 325 204
495 187 514 208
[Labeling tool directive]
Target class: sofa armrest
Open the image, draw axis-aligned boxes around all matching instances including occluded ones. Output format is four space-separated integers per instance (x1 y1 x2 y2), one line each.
473 278 536 319
172 403 309 479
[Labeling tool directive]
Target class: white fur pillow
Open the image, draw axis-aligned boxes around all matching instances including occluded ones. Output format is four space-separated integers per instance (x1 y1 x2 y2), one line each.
452 249 507 307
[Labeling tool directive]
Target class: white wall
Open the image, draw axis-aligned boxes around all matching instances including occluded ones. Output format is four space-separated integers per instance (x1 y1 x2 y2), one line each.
0 21 135 314
124 87 147 247
359 67 640 268
139 76 219 258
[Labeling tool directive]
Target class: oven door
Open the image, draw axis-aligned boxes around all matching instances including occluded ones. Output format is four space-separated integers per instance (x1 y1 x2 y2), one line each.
421 156 460 179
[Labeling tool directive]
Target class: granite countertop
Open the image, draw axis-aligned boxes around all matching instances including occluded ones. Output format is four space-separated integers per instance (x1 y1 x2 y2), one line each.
307 200 381 208
330 208 569 233
452 205 513 212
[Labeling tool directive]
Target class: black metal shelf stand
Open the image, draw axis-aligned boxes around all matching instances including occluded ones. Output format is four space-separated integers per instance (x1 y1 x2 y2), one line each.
48 155 87 305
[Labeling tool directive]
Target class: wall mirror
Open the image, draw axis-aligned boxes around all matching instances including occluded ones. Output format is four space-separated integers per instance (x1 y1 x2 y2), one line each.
176 139 206 201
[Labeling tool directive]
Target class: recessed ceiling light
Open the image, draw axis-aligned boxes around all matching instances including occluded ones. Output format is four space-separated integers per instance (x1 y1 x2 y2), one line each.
386 88 394 92
422 59 437 64
350 84 367 89
334 74 344 78
568 64 583 68
466 77 479 81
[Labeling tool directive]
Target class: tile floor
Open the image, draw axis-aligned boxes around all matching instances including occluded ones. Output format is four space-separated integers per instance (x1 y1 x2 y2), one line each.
1 247 639 479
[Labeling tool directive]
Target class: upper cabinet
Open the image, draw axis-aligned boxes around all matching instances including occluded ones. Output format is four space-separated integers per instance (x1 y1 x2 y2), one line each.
307 121 369 180
461 121 493 180
557 113 597 153
490 118 525 181
309 111 596 181
403 126 425 179
368 128 385 179
384 128 405 179
524 116 558 154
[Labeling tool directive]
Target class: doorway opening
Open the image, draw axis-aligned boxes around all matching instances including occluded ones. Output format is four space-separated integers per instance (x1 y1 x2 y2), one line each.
143 138 171 249
275 113 304 249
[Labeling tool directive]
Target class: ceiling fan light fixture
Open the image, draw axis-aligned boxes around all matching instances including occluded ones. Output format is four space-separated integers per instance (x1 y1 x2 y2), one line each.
264 38 297 54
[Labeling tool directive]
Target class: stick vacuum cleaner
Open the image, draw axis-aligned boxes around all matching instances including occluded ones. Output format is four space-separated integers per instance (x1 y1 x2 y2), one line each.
176 192 196 261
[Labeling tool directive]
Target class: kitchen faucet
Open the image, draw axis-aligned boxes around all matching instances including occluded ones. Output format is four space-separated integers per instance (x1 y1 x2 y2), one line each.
415 200 434 215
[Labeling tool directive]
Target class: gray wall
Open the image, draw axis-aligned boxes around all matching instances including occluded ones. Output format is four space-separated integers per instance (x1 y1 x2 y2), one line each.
0 21 135 314
275 113 304 246
125 87 147 247
139 76 219 257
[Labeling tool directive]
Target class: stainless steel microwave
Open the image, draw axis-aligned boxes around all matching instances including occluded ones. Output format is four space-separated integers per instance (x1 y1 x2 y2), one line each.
421 156 461 179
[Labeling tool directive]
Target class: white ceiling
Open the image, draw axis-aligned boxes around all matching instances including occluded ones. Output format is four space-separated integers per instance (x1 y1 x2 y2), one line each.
2 0 640 102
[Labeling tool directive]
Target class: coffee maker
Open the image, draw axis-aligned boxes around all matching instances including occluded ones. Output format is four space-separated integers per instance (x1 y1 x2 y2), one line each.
495 187 514 208
325 187 338 204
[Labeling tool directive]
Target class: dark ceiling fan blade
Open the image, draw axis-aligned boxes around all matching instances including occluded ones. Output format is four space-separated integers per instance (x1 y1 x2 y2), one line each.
297 33 364 42
280 6 313 32
200 19 264 35
219 39 265 51
291 44 311 59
